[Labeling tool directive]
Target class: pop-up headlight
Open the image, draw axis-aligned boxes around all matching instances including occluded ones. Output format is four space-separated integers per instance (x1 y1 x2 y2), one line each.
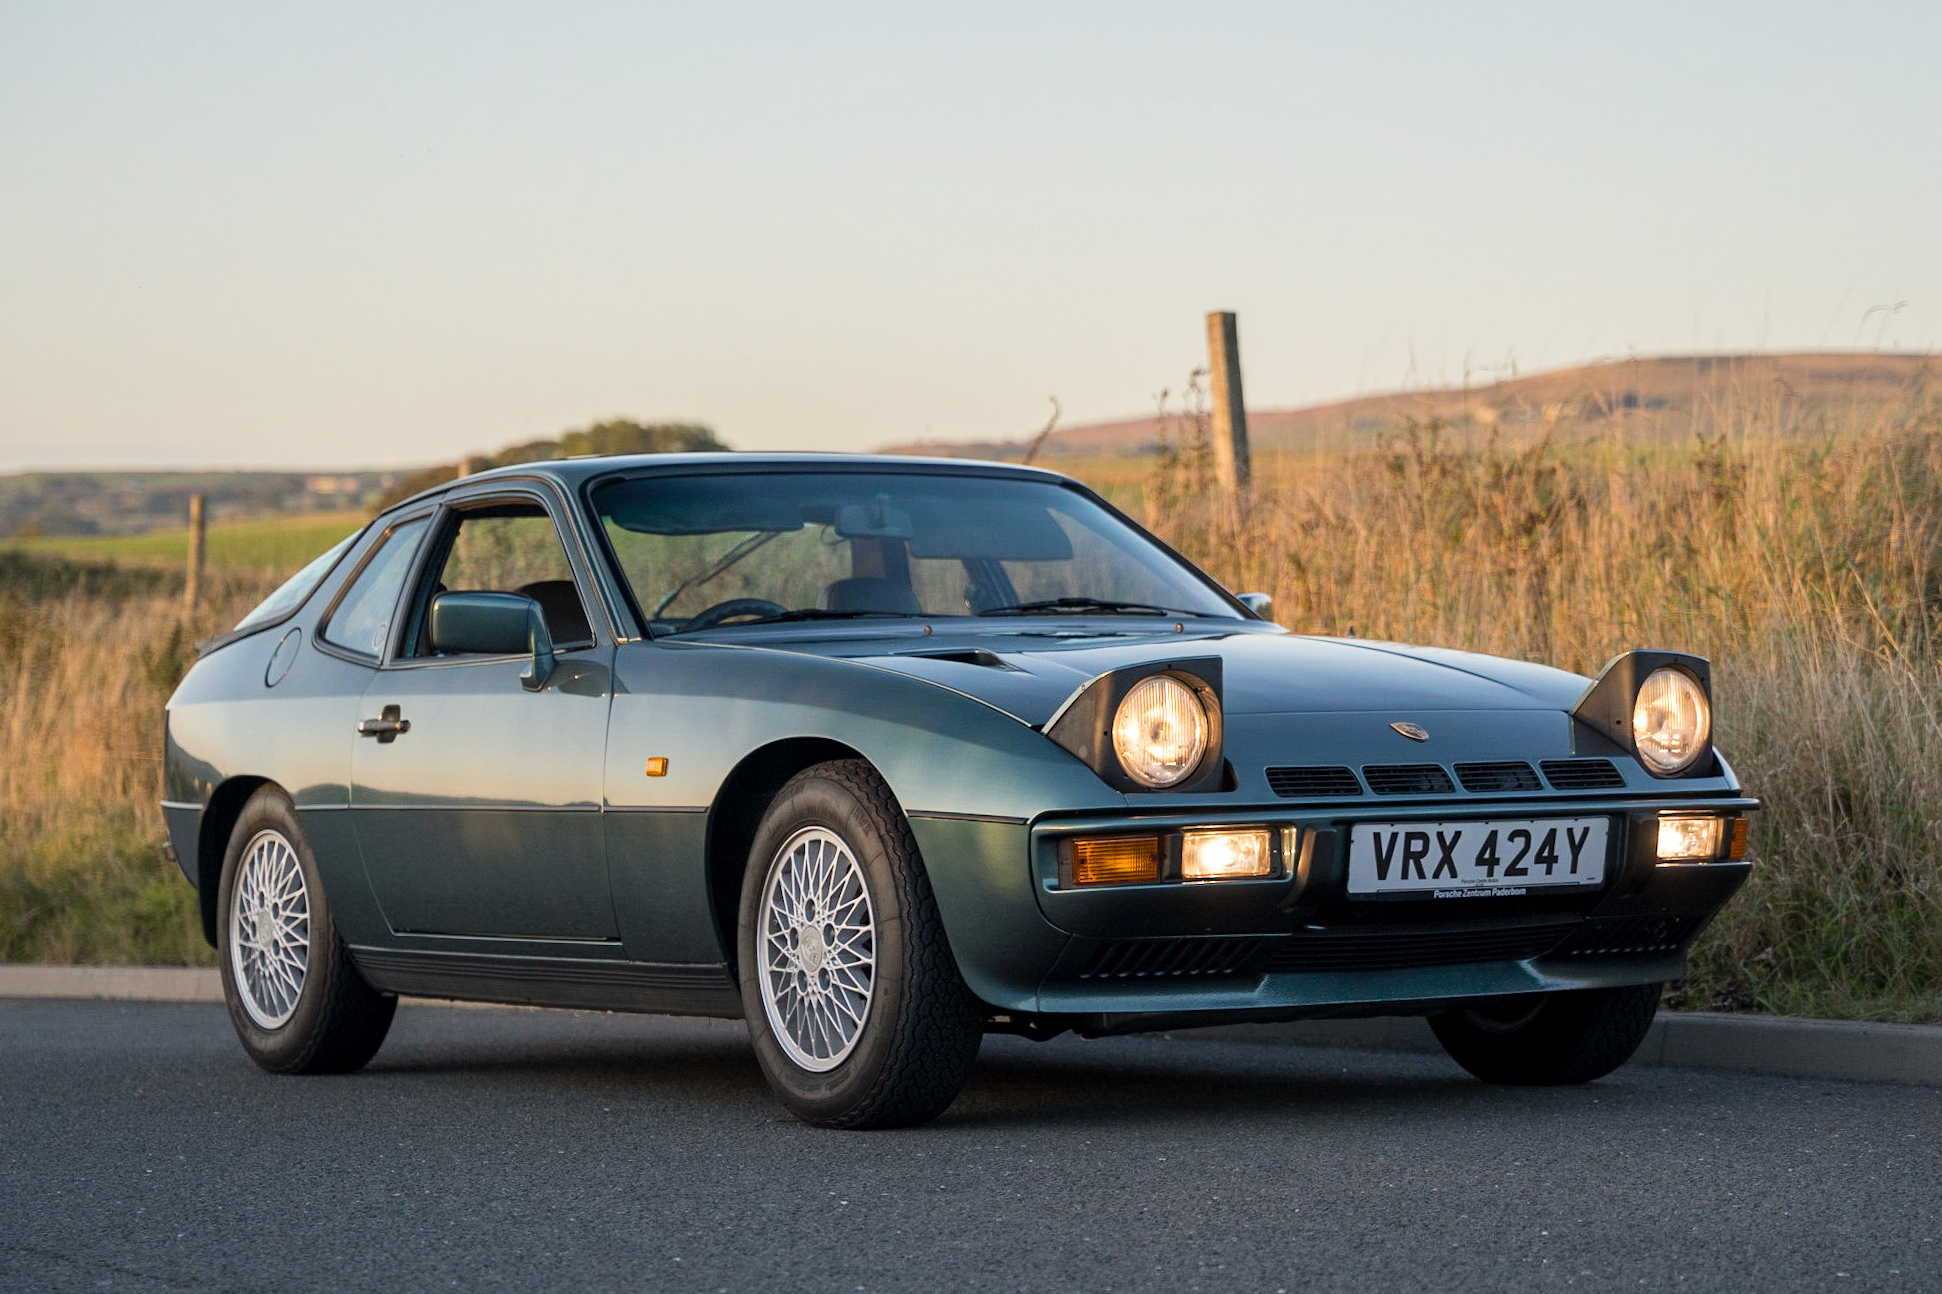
1572 650 1718 779
1044 659 1225 794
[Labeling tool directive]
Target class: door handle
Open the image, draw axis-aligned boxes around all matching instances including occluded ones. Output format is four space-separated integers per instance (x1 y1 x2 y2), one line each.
357 704 410 743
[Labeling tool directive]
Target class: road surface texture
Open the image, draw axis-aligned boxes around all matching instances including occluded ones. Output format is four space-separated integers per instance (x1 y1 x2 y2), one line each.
2 998 1936 1292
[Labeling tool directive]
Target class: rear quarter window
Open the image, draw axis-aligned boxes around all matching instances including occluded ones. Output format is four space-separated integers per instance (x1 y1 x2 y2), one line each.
232 531 361 633
320 519 430 657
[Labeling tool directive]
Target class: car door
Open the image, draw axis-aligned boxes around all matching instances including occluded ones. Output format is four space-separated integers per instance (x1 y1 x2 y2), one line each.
347 487 619 941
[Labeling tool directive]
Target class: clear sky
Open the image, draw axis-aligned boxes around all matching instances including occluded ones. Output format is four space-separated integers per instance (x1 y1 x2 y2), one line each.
2 2 1936 471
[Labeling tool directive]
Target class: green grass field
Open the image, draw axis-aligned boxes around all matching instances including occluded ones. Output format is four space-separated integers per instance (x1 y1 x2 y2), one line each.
5 509 368 575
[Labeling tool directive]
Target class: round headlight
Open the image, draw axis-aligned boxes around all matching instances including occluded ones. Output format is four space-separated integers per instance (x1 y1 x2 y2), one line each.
1632 667 1711 774
1111 675 1210 788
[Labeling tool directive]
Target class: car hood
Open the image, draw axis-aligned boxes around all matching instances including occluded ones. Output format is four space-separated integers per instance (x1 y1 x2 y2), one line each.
728 621 1589 728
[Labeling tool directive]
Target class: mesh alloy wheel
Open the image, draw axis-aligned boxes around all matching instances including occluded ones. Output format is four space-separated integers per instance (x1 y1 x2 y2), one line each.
735 759 984 1127
757 826 878 1072
226 828 311 1029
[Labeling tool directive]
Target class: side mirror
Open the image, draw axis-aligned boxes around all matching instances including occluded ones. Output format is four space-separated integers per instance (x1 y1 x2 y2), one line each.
1236 592 1273 617
428 591 557 691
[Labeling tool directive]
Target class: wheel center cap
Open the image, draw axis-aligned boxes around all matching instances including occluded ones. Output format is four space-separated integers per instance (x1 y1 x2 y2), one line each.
798 922 828 973
252 907 275 949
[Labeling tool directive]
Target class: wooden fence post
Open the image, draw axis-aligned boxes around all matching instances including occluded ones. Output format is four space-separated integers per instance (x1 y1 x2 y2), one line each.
184 494 206 613
1205 311 1251 493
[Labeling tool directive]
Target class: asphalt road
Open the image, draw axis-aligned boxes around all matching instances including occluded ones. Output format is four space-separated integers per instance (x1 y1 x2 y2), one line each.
2 1000 1937 1293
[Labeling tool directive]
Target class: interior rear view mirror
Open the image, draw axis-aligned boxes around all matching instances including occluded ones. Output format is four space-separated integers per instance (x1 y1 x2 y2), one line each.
834 497 915 541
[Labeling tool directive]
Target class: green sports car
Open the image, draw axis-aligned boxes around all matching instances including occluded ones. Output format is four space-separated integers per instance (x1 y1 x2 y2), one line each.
163 454 1756 1127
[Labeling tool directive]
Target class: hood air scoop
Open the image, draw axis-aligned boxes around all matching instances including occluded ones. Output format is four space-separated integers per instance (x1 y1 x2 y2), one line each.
899 648 1018 670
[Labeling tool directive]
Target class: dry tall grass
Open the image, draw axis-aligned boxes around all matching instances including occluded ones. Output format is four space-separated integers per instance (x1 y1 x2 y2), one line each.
1131 399 1942 1020
0 563 274 964
5 412 1939 1020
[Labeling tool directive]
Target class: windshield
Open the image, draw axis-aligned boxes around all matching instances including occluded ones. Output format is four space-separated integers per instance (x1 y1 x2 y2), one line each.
591 471 1239 634
233 530 361 632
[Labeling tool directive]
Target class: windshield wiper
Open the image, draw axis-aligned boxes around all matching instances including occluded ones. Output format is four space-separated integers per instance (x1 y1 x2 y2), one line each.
738 609 914 625
976 596 1198 617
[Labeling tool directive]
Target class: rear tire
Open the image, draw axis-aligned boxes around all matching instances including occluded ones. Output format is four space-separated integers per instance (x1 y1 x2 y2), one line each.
1430 983 1661 1085
736 760 983 1129
217 786 396 1074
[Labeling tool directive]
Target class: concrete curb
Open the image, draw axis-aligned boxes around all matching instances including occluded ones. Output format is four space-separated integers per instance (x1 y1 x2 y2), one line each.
5 964 1937 1087
0 964 224 1003
0 965 524 1012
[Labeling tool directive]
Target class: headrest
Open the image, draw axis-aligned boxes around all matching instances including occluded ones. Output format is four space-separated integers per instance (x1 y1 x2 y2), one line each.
515 579 594 646
815 577 922 615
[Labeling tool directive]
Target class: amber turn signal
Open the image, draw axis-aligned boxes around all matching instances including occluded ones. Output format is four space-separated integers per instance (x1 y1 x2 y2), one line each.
1069 835 1161 885
1728 816 1749 861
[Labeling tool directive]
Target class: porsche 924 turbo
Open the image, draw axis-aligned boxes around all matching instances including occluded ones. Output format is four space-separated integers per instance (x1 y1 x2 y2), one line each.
162 455 1755 1127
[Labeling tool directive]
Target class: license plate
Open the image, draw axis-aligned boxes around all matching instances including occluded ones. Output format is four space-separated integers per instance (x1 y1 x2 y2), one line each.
1347 818 1609 897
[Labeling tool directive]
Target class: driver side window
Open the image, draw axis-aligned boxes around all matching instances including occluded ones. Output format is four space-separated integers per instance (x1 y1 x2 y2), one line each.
407 501 595 655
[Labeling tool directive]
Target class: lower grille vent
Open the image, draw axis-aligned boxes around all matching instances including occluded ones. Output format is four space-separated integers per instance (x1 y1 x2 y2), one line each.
1540 759 1627 790
1267 765 1364 798
1264 922 1578 974
1454 761 1543 793
1079 937 1265 979
1558 916 1701 956
1363 763 1457 796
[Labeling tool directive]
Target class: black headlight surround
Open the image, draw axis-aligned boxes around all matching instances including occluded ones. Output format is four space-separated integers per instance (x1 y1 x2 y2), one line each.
1044 657 1226 794
1572 649 1718 779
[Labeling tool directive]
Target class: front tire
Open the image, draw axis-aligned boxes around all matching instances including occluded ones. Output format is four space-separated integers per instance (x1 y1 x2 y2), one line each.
736 760 983 1129
217 786 396 1074
1430 983 1662 1085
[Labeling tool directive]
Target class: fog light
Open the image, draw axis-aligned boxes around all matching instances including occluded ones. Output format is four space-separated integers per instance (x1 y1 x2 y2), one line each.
1182 829 1273 880
1069 835 1161 885
1657 815 1724 862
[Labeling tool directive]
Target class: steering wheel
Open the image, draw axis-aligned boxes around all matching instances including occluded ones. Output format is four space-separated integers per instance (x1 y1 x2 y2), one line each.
682 597 790 631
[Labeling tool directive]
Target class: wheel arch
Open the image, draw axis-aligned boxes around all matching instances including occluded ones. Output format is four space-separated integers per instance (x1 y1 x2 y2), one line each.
705 737 867 974
194 776 273 946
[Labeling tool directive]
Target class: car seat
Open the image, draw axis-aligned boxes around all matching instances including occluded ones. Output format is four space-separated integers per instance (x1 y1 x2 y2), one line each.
815 577 922 615
516 579 594 646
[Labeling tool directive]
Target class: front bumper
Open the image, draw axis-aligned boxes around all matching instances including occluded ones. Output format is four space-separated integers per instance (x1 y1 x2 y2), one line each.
1006 795 1755 1031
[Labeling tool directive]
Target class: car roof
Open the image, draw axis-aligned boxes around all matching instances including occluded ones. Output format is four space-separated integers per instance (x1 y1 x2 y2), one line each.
396 452 1076 510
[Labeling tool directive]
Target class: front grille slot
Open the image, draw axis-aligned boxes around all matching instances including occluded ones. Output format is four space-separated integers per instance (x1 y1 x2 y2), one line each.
1454 761 1543 793
1264 922 1578 974
1079 937 1264 979
1267 765 1364 798
1540 758 1627 790
1362 763 1457 796
1557 916 1700 956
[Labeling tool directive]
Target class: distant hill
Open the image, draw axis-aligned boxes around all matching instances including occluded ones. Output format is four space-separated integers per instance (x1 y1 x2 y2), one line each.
0 470 397 540
375 419 726 509
881 352 1940 461
0 419 728 541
